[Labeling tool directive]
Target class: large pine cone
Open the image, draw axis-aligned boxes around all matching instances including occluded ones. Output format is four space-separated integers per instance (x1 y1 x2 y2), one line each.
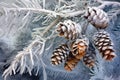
56 20 82 40
51 44 69 65
84 7 109 29
93 30 116 61
64 38 88 71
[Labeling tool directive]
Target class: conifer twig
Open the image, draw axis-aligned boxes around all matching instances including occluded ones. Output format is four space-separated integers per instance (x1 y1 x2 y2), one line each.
6 8 85 17
97 0 120 9
42 16 61 36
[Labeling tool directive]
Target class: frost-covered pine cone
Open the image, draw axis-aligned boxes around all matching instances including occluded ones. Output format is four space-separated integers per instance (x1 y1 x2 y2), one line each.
84 7 109 29
56 20 82 40
64 38 88 71
93 30 116 61
51 44 69 65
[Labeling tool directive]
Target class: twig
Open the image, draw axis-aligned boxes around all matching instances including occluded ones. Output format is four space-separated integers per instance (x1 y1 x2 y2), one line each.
82 20 89 35
57 4 76 12
42 16 61 36
67 10 85 17
6 8 85 17
97 0 120 9
43 0 46 9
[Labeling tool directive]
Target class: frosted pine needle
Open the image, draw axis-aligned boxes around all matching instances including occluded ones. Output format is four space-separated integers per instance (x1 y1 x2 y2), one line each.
2 38 46 80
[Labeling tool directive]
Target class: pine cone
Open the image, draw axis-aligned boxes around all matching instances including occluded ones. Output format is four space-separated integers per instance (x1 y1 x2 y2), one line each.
56 20 82 40
51 44 69 65
64 38 88 71
93 30 116 61
83 42 96 68
83 53 95 68
84 7 109 29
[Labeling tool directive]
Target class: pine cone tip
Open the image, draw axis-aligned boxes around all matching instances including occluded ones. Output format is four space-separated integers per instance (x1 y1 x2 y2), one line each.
103 52 116 61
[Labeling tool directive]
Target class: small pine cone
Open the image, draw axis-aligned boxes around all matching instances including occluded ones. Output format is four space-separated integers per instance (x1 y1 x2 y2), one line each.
83 54 95 68
64 38 88 71
84 7 109 29
83 43 96 68
93 30 116 61
64 52 80 71
56 20 82 40
51 44 69 65
70 38 89 56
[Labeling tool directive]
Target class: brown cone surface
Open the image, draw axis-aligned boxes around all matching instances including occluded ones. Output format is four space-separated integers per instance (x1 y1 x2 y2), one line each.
93 31 116 61
83 53 95 68
83 42 96 68
51 44 69 65
64 38 88 71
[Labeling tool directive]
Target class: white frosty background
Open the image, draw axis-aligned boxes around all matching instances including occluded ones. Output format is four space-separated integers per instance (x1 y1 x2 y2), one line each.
0 0 120 80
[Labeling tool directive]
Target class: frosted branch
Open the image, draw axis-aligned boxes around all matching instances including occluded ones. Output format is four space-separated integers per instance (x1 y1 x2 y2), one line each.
97 0 120 9
6 8 85 17
43 0 46 9
42 16 61 36
2 0 120 80
2 37 46 80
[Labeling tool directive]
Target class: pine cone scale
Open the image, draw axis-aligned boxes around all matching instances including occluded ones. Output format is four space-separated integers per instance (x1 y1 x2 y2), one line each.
51 44 69 65
56 20 82 40
93 31 116 61
64 38 88 71
85 7 109 29
64 57 80 71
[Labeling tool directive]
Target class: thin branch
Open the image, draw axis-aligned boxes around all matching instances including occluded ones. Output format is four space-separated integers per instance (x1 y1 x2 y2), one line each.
97 0 120 9
42 16 61 36
82 20 89 35
2 37 46 80
6 8 85 17
57 4 76 12
67 10 85 17
43 0 46 9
